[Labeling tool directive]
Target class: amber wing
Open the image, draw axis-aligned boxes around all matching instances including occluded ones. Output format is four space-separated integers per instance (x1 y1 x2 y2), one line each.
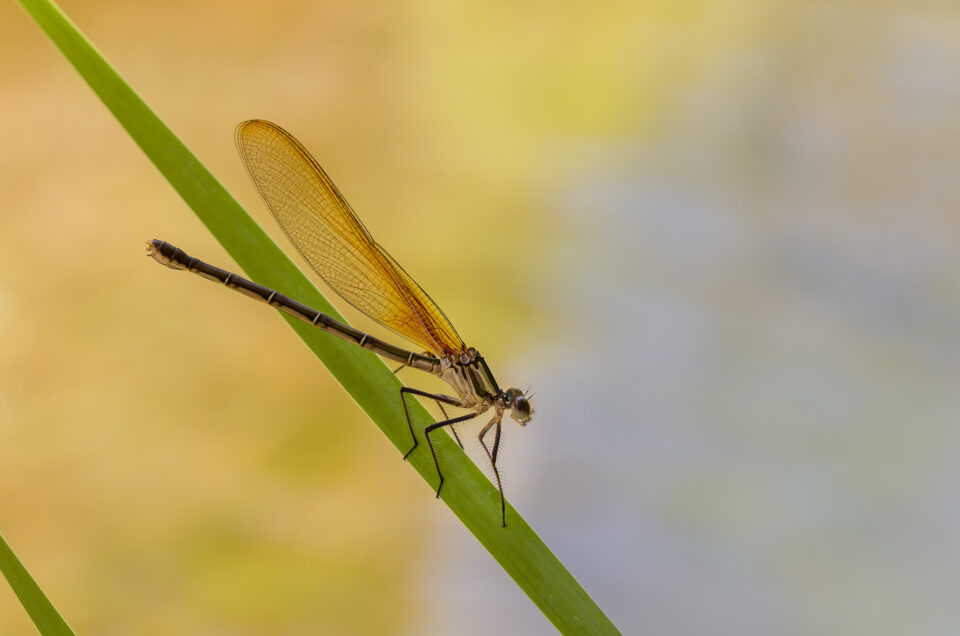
235 120 464 357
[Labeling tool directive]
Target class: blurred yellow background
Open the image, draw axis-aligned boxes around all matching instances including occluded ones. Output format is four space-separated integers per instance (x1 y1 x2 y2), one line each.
4 0 960 634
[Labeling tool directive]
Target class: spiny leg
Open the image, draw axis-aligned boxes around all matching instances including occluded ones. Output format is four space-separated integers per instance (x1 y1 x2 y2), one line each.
434 401 464 449
478 415 507 527
400 387 462 460
425 412 478 497
491 416 502 465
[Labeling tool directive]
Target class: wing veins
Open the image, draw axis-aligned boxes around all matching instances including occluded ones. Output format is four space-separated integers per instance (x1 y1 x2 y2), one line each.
234 120 464 356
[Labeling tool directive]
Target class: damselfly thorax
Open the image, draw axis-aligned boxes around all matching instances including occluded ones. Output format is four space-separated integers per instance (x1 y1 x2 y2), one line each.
148 120 532 527
433 348 495 408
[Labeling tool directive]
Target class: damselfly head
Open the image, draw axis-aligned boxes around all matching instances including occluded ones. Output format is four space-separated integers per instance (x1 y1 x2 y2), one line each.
504 387 533 425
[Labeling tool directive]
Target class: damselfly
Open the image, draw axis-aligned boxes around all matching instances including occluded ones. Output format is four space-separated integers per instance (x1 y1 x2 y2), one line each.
148 120 533 527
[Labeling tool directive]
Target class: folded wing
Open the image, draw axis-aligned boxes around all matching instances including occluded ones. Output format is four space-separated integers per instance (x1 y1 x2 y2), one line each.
235 120 464 357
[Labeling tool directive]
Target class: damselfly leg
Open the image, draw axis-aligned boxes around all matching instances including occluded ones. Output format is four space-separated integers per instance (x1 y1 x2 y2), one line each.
399 387 463 460
479 415 506 527
424 412 479 497
434 401 464 449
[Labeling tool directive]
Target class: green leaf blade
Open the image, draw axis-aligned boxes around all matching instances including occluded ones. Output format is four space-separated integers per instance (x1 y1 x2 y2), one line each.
17 0 622 632
0 531 75 636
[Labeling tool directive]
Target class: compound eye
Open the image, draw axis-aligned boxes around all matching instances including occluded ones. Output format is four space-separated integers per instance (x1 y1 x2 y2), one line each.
513 396 531 421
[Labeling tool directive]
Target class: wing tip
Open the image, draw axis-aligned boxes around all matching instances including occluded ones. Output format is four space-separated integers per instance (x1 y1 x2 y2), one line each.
235 119 285 151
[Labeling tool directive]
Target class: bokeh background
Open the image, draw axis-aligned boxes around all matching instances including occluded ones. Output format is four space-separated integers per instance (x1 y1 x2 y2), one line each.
3 0 960 634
